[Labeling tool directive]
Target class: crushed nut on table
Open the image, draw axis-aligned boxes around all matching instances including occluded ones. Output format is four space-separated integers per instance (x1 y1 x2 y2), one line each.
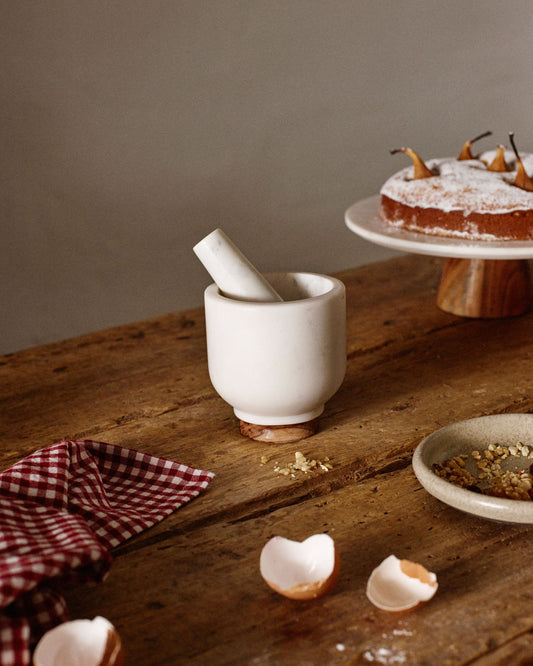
261 451 333 478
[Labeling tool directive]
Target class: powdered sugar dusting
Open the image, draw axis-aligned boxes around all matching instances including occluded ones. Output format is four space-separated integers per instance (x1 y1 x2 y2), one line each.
381 151 533 214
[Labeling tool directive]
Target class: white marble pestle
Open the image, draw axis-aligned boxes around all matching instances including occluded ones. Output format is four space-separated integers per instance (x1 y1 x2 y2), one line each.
193 228 283 302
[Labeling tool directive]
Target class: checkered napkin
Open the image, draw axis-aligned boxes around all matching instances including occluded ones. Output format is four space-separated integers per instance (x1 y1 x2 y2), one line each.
0 439 214 666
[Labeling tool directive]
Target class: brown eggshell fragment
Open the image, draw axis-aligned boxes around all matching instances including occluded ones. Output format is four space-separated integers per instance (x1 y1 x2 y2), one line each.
260 534 339 600
366 554 438 612
32 616 123 666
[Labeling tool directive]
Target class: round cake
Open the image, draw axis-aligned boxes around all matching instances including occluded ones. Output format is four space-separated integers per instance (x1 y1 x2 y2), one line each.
380 146 533 241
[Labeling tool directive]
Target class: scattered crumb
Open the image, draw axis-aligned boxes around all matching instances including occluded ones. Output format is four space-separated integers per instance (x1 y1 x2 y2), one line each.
268 451 333 477
363 647 406 664
433 442 533 501
336 643 346 652
392 629 413 637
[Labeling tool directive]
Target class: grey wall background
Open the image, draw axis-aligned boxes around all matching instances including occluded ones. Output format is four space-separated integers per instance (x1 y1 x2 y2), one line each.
2 1 533 354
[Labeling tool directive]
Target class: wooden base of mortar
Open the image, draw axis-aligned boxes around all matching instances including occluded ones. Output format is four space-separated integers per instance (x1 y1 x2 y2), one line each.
437 258 532 318
240 418 319 443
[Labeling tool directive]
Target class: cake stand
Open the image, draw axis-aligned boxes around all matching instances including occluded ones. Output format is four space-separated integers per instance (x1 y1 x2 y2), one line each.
345 195 533 318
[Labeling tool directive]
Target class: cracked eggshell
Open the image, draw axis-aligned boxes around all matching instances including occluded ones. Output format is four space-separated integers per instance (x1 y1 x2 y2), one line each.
260 533 339 600
32 616 123 666
366 554 438 612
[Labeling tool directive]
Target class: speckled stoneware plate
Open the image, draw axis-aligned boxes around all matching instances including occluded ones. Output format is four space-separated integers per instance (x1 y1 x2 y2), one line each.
412 414 533 524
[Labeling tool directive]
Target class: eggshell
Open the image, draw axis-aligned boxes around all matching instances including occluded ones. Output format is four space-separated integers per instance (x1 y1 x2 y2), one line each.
260 534 339 600
32 616 123 666
366 554 438 612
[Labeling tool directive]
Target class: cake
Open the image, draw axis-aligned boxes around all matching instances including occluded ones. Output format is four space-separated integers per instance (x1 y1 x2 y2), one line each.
379 133 533 241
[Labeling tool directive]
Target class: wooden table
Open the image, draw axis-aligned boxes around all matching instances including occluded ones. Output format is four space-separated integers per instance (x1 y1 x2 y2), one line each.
2 254 533 665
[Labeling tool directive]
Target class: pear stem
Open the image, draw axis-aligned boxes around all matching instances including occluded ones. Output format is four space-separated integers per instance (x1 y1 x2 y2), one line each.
509 132 533 191
469 130 493 145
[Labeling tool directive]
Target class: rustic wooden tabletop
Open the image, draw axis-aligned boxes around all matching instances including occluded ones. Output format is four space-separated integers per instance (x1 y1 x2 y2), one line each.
2 254 533 665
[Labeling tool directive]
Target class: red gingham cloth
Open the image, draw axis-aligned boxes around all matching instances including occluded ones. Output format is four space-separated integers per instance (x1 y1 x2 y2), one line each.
0 439 214 665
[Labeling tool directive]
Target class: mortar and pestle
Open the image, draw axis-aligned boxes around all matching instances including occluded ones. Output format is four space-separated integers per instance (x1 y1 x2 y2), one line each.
194 229 346 443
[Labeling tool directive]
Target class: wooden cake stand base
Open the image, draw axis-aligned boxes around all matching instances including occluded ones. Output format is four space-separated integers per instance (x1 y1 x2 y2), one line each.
437 258 532 318
240 418 319 443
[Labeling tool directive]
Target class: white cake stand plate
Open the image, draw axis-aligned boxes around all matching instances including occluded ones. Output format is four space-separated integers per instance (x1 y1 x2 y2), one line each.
345 195 533 318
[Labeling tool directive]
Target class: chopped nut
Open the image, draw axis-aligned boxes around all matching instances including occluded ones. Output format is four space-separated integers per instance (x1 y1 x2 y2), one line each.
272 451 333 478
434 441 533 501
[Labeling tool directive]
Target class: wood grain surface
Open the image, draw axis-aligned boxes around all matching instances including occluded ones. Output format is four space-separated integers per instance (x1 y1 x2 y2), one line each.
437 257 532 318
2 254 533 665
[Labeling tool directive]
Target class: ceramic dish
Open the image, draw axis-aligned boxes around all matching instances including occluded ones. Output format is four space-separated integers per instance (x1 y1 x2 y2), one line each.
412 414 533 524
345 195 533 260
